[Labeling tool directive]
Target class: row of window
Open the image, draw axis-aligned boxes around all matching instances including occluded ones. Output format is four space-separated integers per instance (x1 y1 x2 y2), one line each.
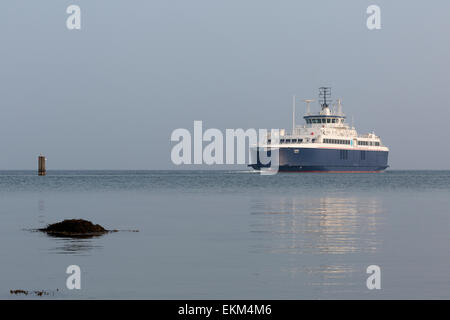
323 138 351 145
269 138 381 146
275 139 303 144
306 118 344 124
358 141 380 146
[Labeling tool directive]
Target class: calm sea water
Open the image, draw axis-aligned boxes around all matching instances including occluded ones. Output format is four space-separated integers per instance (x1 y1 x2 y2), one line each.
1 170 449 299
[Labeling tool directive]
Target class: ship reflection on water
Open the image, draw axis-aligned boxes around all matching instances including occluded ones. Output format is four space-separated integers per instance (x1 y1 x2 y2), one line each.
250 195 385 293
251 196 383 255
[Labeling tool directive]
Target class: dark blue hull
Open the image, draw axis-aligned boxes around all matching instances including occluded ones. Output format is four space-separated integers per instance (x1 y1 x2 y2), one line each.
250 147 389 172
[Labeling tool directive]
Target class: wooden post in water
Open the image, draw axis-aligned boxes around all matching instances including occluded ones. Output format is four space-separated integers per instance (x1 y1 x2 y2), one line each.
38 154 46 176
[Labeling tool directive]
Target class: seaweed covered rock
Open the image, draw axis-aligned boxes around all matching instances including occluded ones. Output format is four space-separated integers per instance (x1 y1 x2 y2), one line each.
39 219 110 237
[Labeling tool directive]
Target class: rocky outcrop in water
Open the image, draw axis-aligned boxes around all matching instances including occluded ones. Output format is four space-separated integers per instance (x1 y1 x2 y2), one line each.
39 219 112 237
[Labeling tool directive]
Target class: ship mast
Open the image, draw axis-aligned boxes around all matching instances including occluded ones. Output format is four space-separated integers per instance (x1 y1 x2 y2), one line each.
292 95 296 133
319 87 331 110
336 98 343 115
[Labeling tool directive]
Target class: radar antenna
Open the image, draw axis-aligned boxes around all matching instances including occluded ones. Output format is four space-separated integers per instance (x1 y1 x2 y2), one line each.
303 99 314 115
319 87 331 109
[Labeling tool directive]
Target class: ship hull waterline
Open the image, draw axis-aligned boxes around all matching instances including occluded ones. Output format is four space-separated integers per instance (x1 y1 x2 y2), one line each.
250 147 389 173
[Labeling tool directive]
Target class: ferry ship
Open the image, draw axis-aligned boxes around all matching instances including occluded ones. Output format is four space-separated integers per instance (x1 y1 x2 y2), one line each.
250 87 389 172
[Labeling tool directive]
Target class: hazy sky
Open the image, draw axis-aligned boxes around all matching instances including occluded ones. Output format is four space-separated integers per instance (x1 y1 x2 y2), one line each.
1 0 449 169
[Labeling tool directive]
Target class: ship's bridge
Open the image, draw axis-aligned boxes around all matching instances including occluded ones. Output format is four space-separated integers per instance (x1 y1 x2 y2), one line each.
303 114 346 125
303 105 346 127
